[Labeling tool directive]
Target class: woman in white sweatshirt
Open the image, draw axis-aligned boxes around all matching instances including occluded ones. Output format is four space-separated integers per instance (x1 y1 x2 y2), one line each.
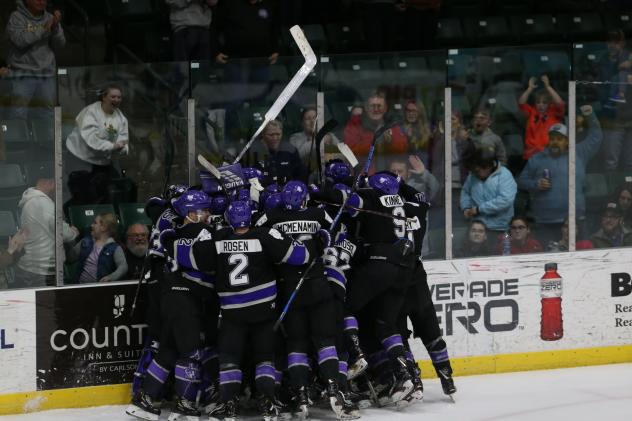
65 83 129 203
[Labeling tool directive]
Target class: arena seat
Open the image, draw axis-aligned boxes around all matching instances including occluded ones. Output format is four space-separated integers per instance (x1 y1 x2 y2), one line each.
68 204 117 236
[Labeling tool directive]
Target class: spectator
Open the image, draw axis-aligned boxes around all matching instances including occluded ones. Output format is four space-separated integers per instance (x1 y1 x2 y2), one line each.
15 173 79 288
613 181 632 228
123 223 149 280
68 213 128 284
518 106 602 245
65 83 129 204
518 75 566 160
344 91 408 170
546 218 593 252
289 106 340 163
6 0 65 120
248 119 306 183
454 220 494 258
460 146 517 236
398 100 432 164
165 0 218 61
495 216 543 255
389 155 440 204
604 29 631 104
469 108 507 165
590 202 632 248
429 109 470 189
0 229 27 289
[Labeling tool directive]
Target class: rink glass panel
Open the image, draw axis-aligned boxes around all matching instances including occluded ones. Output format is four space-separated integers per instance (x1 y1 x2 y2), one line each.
321 50 447 260
448 44 572 257
190 55 319 181
56 62 190 285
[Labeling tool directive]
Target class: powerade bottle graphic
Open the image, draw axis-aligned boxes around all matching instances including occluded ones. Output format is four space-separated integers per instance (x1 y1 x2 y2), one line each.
540 262 563 341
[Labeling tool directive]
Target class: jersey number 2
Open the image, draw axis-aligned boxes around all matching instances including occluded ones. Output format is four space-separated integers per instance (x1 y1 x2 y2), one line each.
228 253 250 286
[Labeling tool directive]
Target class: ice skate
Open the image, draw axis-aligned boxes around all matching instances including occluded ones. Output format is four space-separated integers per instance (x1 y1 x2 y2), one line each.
327 380 361 420
167 396 200 421
126 390 161 421
290 386 310 420
437 366 457 400
389 357 414 403
258 396 279 421
208 398 238 421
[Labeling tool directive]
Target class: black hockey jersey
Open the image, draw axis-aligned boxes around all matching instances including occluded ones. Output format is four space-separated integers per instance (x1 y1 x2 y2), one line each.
213 226 310 321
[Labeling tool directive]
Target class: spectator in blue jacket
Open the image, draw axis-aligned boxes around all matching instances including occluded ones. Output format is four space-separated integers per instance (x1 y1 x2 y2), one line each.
517 106 602 245
460 146 517 238
68 213 127 284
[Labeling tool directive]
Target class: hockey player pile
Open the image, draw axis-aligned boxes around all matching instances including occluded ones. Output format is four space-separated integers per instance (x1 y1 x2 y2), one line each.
125 145 457 421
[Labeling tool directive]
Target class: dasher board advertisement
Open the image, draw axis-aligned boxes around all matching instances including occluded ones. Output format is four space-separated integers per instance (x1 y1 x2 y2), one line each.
415 249 632 358
0 289 36 394
35 283 147 390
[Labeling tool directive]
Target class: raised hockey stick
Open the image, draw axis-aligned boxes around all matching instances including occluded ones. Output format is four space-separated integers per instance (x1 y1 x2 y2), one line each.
273 126 390 331
233 25 317 165
315 119 339 183
336 142 359 169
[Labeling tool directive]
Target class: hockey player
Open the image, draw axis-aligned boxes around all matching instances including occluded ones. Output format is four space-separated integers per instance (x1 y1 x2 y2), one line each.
312 172 424 404
127 190 216 421
207 200 314 421
255 181 356 420
132 183 188 395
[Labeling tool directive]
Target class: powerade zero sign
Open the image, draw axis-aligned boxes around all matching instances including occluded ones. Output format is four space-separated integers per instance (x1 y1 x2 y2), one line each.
35 284 147 390
431 278 520 336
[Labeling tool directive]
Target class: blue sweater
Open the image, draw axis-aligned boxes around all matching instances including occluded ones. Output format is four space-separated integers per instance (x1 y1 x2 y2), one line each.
460 164 517 231
517 114 602 224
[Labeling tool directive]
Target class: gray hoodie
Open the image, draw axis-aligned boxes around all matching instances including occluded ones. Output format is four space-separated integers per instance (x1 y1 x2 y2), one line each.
165 0 213 32
18 187 76 276
6 0 65 76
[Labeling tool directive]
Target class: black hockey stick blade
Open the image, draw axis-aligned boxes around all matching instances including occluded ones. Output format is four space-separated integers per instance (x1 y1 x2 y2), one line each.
315 118 338 144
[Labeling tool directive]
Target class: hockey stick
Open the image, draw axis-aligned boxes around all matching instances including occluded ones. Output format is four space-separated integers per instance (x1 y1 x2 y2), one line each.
315 119 339 183
233 25 317 165
273 126 390 331
336 142 359 169
313 200 415 222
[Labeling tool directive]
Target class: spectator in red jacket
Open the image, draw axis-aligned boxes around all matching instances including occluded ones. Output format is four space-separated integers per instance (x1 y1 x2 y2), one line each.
496 216 544 255
343 91 408 172
518 75 565 160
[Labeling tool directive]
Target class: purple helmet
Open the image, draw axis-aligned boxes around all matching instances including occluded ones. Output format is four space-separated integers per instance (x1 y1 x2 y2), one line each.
166 184 188 201
368 172 401 195
282 180 309 210
333 182 352 195
211 195 229 215
242 167 263 182
172 190 211 218
325 159 351 182
264 192 283 211
225 200 252 229
200 171 223 195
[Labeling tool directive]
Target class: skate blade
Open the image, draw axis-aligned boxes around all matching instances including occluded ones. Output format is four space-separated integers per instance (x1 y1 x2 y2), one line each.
125 405 159 421
167 412 199 421
347 358 369 380
448 394 456 403
390 380 414 403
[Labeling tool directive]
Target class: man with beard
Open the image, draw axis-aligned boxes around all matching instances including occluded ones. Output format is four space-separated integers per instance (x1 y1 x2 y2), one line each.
124 223 149 279
590 202 632 248
518 106 602 245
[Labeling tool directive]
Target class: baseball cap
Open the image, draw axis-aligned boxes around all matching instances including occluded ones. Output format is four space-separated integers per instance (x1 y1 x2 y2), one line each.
603 202 622 216
548 123 568 137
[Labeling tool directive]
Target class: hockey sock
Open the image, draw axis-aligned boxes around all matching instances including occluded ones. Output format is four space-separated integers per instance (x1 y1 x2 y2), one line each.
200 347 219 404
317 345 340 383
143 359 171 399
255 361 277 399
219 364 243 403
287 352 310 389
338 360 349 388
175 354 201 402
425 337 452 373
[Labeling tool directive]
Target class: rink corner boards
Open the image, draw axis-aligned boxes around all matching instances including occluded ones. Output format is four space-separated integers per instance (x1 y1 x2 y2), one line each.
1 344 631 415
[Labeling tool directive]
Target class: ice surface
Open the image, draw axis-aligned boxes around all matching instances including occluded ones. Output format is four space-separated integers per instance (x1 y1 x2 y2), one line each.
1 363 631 421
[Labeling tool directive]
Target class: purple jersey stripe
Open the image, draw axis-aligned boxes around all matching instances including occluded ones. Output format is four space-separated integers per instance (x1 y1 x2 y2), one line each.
318 346 338 364
381 334 403 352
430 348 450 363
175 364 199 381
285 244 307 265
288 352 309 367
219 284 277 306
326 267 346 287
343 316 359 331
147 360 170 384
220 369 243 384
176 241 195 270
